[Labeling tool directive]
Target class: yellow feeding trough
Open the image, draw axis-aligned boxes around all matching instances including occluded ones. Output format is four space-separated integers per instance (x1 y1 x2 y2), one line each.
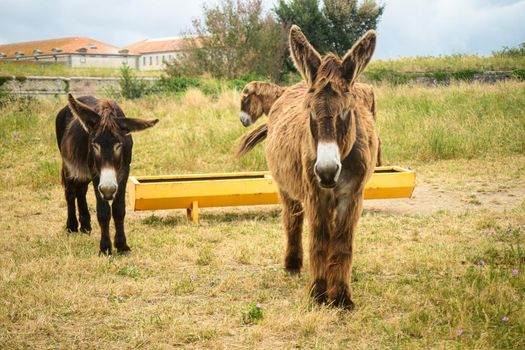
128 166 415 223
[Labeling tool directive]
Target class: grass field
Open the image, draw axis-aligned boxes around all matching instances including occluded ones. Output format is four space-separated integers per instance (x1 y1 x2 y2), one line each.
0 61 162 78
367 53 525 73
0 82 524 349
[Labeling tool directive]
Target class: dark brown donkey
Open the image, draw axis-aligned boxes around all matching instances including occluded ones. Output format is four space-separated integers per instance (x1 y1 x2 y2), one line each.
238 26 379 309
56 94 158 255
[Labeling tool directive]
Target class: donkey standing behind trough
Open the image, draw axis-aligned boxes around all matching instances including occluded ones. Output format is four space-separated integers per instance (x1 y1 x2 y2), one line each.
238 80 382 166
239 81 285 127
56 94 158 255
238 26 379 309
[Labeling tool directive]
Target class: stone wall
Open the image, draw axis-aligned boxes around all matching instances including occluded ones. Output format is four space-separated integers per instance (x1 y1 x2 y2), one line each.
0 71 521 97
0 76 159 96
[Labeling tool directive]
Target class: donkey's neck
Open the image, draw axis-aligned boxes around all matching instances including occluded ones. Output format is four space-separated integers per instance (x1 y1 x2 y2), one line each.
261 84 285 115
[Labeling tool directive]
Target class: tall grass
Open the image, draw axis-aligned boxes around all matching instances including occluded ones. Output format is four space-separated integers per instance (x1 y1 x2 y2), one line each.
376 82 525 161
368 53 525 73
0 82 523 190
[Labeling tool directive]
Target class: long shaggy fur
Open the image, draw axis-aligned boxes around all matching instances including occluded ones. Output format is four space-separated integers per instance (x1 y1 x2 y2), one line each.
261 25 379 309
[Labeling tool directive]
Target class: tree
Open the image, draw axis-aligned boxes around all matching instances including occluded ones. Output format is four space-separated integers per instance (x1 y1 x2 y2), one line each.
323 0 384 56
184 0 288 81
274 0 384 56
274 0 330 53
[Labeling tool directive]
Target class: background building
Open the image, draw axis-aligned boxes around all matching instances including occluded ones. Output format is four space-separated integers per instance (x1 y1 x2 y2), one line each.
0 36 197 71
123 36 194 71
0 37 138 69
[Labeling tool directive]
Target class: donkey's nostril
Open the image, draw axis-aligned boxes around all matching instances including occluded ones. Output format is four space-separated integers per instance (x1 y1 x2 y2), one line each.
314 162 341 187
98 184 117 200
239 112 252 127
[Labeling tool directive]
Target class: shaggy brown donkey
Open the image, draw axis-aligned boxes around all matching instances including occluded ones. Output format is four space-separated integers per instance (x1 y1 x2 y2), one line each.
56 94 158 255
238 26 379 309
238 80 382 165
239 81 285 127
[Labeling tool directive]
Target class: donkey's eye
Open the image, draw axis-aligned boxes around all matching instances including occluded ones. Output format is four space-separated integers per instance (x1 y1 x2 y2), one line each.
114 143 122 152
92 143 101 153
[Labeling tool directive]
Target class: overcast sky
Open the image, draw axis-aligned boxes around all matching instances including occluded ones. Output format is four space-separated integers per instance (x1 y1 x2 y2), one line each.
0 0 524 59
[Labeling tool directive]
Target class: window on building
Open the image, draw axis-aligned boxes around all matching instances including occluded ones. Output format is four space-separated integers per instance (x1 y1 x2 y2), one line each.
143 57 146 65
156 56 159 65
149 56 152 65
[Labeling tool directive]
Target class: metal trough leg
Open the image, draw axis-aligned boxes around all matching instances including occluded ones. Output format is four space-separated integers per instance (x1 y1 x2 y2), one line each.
186 201 199 224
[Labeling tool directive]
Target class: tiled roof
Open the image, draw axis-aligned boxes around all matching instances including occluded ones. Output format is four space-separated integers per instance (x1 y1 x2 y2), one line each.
124 36 197 54
0 37 125 58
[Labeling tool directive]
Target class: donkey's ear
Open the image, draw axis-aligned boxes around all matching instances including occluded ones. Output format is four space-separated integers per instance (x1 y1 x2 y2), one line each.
289 25 322 86
68 94 100 132
116 118 159 134
342 30 377 84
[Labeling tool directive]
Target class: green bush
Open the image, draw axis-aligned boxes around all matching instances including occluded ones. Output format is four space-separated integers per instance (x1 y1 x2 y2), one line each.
512 69 525 80
0 76 13 87
451 69 479 81
119 65 151 99
156 75 201 95
493 42 525 57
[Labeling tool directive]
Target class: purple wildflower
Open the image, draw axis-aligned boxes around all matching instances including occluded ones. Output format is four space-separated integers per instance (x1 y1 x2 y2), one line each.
256 303 262 309
117 295 124 301
479 260 486 266
190 273 196 282
502 316 509 322
512 269 518 276
457 329 463 336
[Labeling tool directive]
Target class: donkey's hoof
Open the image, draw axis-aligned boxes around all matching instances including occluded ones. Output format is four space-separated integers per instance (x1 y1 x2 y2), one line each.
99 249 112 256
117 248 132 256
80 227 92 235
331 289 355 310
310 279 327 304
285 266 301 275
284 255 302 275
66 227 78 234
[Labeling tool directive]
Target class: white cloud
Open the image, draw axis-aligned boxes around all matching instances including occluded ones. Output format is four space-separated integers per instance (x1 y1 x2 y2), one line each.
1 0 524 58
0 0 204 46
375 0 525 58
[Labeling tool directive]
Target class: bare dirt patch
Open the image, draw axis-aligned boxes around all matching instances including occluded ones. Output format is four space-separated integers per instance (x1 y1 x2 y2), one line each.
365 181 525 215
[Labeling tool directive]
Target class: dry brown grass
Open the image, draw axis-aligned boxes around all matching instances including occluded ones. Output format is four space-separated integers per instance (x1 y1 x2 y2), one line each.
0 84 524 349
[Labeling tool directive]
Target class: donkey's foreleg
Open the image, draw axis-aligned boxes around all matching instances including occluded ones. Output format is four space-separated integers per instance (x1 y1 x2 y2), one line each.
306 201 332 304
280 191 304 274
93 179 112 255
326 194 364 310
64 180 79 233
112 167 130 255
76 182 91 234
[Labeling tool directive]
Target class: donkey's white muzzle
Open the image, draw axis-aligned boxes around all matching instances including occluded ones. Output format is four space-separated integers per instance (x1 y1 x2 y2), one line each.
98 168 118 200
314 142 341 188
239 111 253 127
